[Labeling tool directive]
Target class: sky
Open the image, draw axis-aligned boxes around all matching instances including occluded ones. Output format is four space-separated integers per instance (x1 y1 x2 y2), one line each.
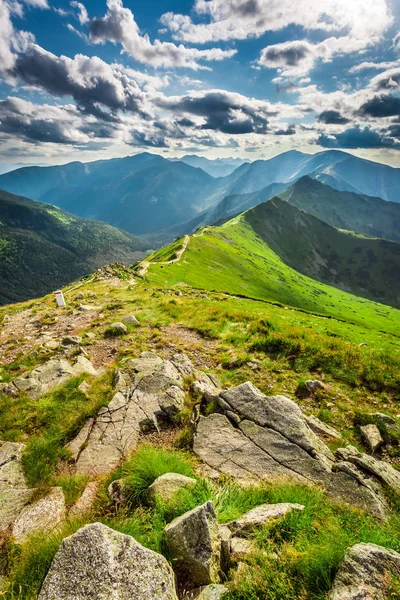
0 0 400 166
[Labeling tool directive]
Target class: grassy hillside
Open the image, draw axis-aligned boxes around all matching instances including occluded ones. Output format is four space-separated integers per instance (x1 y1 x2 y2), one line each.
144 214 400 336
279 176 400 242
245 198 400 308
0 189 150 305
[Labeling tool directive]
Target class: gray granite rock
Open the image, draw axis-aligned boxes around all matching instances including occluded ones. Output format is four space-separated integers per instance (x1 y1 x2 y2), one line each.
165 501 221 588
329 542 400 600
38 522 178 600
0 441 33 533
12 487 66 543
147 472 196 503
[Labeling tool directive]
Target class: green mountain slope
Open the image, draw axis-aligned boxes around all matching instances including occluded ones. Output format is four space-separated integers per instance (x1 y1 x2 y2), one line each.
143 205 400 335
0 189 150 305
245 198 400 307
279 176 400 242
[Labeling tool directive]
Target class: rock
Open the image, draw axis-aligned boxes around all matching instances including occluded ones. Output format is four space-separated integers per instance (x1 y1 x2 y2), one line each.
305 415 342 442
38 522 178 600
372 412 396 426
165 501 221 588
78 381 91 395
191 373 221 404
229 537 257 562
360 424 384 453
226 503 305 535
75 292 84 300
44 340 59 350
329 542 400 600
12 487 66 543
0 382 18 397
79 303 102 312
69 482 98 517
147 473 196 503
305 380 326 394
107 478 130 506
70 352 190 476
0 441 33 533
12 357 97 399
185 584 228 599
105 322 128 336
194 383 388 517
171 353 196 377
112 369 127 391
336 446 400 493
122 315 140 326
61 336 82 346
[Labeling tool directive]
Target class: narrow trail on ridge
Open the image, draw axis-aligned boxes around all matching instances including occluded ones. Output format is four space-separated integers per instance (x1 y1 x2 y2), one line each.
137 234 190 277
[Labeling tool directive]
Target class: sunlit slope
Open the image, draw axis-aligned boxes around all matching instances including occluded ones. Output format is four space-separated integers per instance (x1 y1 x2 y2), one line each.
145 217 400 336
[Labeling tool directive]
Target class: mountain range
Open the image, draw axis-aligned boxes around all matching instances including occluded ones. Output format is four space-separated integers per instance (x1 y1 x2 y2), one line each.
0 189 150 305
0 150 399 240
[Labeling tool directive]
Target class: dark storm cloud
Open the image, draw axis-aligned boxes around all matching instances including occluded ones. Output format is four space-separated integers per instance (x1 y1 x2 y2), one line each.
317 126 400 149
358 95 400 118
0 101 79 145
10 44 147 118
261 41 312 67
318 110 350 124
274 125 296 135
158 91 273 134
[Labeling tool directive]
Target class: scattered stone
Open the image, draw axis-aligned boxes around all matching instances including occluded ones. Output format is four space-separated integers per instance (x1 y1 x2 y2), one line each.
246 361 260 371
373 413 396 426
75 292 84 300
358 342 369 347
12 487 66 543
38 522 178 600
0 441 33 533
44 340 59 350
107 478 130 506
305 415 342 442
336 446 400 493
360 424 384 453
329 542 400 600
147 473 196 503
12 356 97 399
185 584 228 600
61 336 82 346
69 482 98 517
79 304 103 312
229 538 257 563
85 332 96 340
165 501 221 588
227 503 304 535
78 381 91 395
0 382 18 397
105 322 128 336
122 315 140 326
305 380 326 394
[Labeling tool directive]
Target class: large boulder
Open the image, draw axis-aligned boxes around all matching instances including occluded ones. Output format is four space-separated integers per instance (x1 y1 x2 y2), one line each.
329 542 400 600
38 522 178 600
194 383 388 517
12 357 97 399
68 353 207 476
12 487 66 543
0 441 33 533
165 501 221 588
147 473 196 503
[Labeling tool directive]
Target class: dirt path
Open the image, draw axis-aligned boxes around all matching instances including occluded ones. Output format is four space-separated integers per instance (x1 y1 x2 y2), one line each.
138 234 190 277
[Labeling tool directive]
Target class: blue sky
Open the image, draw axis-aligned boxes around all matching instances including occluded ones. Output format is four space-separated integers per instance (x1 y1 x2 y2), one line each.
0 0 399 166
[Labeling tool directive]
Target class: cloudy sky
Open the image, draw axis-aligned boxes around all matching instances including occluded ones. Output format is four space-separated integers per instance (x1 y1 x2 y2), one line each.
0 0 400 166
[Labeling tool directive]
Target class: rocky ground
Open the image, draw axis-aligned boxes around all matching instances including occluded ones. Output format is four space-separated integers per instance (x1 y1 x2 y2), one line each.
0 266 399 599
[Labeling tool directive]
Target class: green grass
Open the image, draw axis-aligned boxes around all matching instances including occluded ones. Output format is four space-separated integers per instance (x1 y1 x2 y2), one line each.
0 372 114 487
4 447 400 600
120 445 196 505
145 221 400 336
